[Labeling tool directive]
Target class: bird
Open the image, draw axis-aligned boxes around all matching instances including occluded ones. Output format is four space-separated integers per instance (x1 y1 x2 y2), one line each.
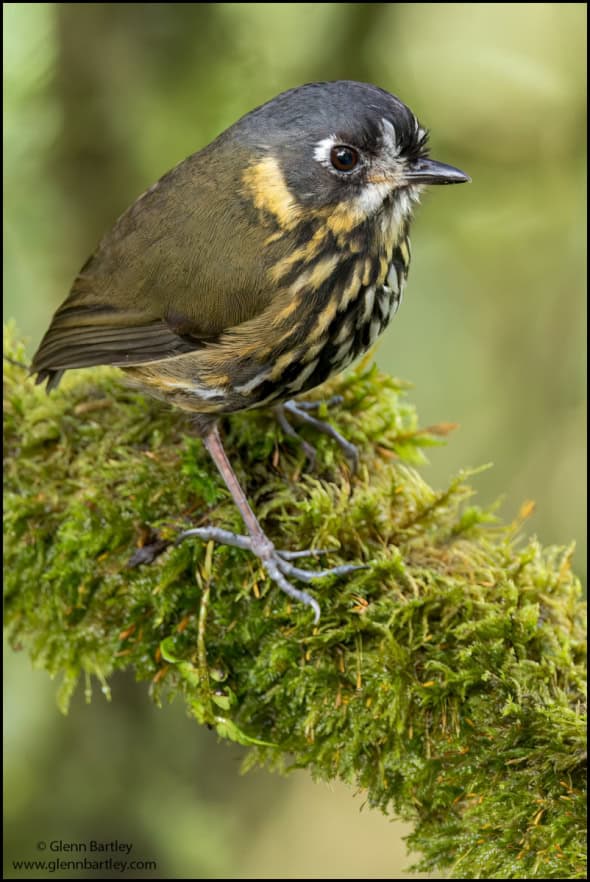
31 80 469 623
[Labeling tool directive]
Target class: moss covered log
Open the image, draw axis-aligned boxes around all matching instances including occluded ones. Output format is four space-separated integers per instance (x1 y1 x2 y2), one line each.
3 325 586 879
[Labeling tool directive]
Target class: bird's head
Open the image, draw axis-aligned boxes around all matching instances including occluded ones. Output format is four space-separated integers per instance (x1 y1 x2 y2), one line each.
232 81 469 234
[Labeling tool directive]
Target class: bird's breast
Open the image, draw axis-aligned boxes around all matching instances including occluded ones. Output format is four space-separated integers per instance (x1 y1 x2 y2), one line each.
136 223 412 416
323 238 410 376
229 232 412 408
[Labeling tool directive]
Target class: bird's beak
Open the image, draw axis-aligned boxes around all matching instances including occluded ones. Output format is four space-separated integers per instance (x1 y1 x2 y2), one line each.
405 158 470 186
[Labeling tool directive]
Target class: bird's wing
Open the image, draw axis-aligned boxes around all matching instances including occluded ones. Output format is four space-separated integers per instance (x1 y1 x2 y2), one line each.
30 258 212 387
31 307 200 382
31 147 277 387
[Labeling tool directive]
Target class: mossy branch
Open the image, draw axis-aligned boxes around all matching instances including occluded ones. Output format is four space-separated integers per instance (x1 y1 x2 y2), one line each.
3 324 586 879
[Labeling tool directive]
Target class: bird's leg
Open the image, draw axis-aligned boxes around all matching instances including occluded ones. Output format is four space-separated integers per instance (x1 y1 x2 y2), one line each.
176 424 364 622
275 398 359 472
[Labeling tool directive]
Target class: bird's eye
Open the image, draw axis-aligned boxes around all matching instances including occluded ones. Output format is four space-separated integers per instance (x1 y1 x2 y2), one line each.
330 145 360 173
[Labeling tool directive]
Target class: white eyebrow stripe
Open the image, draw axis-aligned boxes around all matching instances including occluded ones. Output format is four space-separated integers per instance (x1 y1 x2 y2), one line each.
313 135 340 167
380 118 400 155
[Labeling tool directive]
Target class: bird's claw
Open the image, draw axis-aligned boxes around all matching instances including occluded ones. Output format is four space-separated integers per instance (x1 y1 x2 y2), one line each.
127 537 172 566
291 395 344 412
275 397 359 472
175 526 362 623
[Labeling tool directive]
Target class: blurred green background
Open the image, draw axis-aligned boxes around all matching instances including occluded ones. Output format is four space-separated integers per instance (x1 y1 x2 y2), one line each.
3 3 586 879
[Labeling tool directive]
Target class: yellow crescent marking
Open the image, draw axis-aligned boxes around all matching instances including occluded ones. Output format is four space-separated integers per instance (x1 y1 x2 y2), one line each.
361 258 374 287
269 230 327 284
270 349 299 380
309 295 339 339
326 203 364 236
270 296 300 326
338 262 363 311
290 253 340 295
242 156 302 230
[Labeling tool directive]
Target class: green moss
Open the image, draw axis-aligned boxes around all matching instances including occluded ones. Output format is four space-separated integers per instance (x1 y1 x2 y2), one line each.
3 324 586 878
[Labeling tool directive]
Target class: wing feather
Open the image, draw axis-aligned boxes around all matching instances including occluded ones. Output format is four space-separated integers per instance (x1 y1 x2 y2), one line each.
31 141 284 389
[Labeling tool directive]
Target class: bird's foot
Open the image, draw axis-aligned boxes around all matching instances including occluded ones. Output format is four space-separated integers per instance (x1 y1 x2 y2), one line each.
274 396 359 472
175 525 365 623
